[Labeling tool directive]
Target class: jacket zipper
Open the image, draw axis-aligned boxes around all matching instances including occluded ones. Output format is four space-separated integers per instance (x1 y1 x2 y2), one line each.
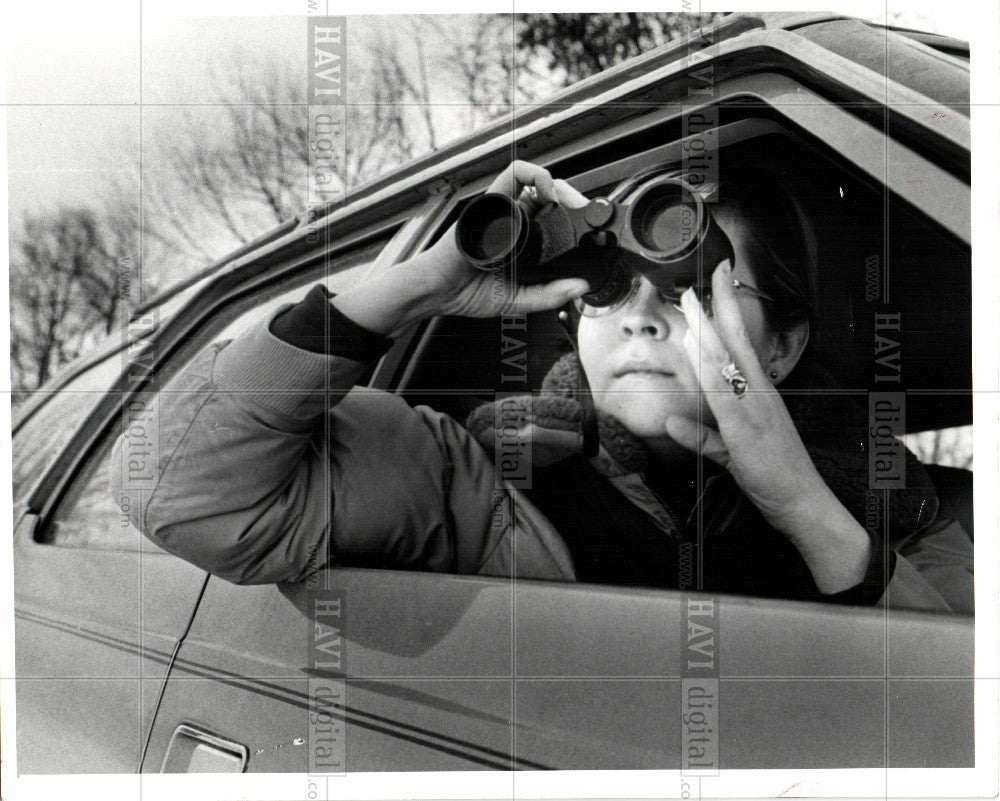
641 482 685 536
646 473 734 542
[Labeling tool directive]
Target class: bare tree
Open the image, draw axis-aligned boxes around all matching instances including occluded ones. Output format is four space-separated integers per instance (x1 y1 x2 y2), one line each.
516 13 726 86
9 206 152 393
138 35 431 267
12 12 750 400
422 16 538 129
347 29 425 183
105 13 710 283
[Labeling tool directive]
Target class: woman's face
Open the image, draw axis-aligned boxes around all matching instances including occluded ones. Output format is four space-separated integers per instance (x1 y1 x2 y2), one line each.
577 208 777 447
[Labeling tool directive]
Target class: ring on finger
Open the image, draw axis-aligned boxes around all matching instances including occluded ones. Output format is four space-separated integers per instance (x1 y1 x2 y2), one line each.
721 362 748 397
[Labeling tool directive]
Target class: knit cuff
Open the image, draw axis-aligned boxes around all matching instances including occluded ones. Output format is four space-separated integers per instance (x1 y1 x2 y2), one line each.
212 311 375 422
269 283 395 361
824 533 897 606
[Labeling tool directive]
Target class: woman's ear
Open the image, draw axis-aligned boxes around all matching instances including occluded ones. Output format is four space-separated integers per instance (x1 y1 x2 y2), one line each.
765 320 809 384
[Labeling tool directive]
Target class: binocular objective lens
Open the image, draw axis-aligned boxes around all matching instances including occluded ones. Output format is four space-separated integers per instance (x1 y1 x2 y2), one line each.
456 194 526 267
639 203 691 253
474 216 516 262
630 185 701 258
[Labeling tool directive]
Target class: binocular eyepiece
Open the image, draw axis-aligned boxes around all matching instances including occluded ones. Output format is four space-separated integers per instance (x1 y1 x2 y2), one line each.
454 176 734 309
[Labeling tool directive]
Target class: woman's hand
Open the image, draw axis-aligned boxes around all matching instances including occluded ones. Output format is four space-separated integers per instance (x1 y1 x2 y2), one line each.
333 161 591 339
424 160 592 318
665 260 872 594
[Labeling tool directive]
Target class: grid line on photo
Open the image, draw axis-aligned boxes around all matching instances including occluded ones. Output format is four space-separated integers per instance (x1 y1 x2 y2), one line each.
138 0 146 782
881 9 891 788
5 673 987 681
507 4 519 781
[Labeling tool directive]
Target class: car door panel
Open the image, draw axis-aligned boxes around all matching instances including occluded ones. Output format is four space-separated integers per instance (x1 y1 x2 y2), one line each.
13 514 208 774
143 572 522 772
144 568 973 771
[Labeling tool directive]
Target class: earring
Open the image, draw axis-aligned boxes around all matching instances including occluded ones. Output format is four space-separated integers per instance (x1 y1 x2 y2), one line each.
769 370 779 380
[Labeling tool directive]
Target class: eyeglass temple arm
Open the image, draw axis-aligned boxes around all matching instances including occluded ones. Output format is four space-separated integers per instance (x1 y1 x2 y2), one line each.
731 278 774 303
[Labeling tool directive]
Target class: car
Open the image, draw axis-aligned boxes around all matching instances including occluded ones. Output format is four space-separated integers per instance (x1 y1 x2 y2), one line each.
11 11 976 779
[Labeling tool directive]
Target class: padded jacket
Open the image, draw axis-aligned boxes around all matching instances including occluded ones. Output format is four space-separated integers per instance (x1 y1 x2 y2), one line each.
109 306 975 613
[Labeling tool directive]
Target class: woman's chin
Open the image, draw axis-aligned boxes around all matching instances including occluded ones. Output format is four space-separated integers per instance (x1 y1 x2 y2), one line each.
599 398 687 440
617 411 671 440
596 394 709 458
620 414 699 460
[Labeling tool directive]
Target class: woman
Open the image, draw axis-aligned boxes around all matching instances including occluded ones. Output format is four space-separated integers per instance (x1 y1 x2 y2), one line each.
111 161 973 611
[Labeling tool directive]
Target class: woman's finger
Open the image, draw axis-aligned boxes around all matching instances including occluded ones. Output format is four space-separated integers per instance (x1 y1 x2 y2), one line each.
529 165 558 205
517 186 547 216
664 416 731 468
508 278 590 313
552 178 589 209
487 160 557 204
709 260 766 382
681 324 760 426
679 286 735 394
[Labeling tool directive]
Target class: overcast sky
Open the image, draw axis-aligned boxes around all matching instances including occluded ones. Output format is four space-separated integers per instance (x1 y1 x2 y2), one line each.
5 8 306 219
2 1 985 223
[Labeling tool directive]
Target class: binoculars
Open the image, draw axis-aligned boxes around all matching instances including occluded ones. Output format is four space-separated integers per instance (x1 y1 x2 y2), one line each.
455 176 734 309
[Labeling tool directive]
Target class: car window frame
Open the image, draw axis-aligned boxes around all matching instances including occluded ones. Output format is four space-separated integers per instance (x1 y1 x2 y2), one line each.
25 56 970 572
12 336 142 434
382 84 969 599
11 346 133 503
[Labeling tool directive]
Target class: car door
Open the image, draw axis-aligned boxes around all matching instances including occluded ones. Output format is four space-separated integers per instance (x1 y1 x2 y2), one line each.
138 564 973 772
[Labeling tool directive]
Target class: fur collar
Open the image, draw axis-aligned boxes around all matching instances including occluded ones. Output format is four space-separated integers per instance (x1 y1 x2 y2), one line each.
466 353 939 538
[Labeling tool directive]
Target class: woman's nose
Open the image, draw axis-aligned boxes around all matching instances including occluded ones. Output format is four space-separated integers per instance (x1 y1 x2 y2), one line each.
618 282 672 340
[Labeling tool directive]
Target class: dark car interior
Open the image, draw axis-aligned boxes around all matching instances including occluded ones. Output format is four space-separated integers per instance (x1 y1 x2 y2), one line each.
398 129 973 539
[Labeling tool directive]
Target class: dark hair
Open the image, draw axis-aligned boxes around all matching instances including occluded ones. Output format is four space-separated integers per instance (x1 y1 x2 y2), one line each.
716 170 818 334
715 168 845 393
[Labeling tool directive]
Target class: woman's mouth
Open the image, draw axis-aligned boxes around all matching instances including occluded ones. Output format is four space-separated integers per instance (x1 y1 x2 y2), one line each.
613 361 676 378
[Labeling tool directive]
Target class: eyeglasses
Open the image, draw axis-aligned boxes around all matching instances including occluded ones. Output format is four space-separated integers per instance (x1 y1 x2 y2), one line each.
574 275 774 319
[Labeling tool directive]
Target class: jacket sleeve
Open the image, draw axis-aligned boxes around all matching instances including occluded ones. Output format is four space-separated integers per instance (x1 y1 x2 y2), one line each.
109 296 574 585
882 517 974 613
109 311 378 584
